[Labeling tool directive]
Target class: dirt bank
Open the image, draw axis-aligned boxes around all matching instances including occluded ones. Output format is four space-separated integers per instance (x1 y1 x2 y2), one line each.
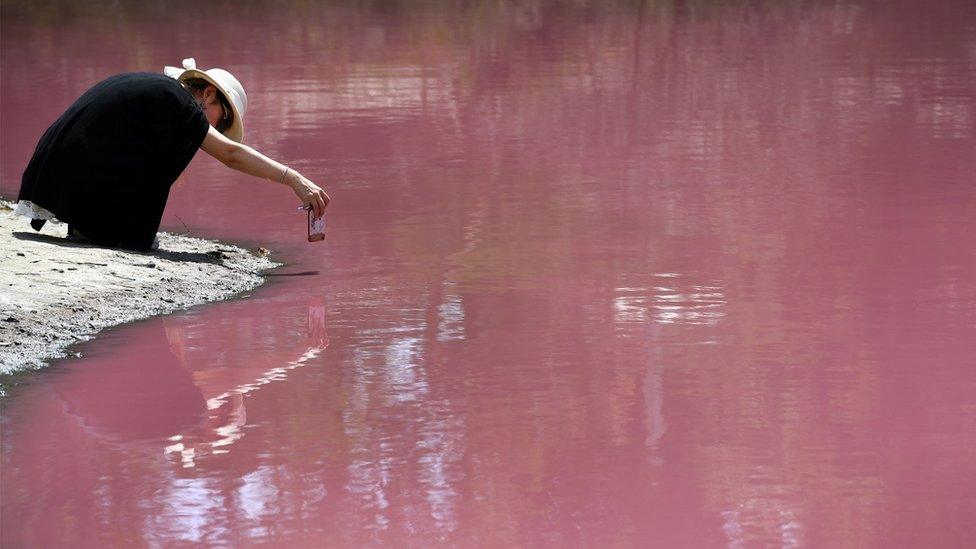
0 201 279 381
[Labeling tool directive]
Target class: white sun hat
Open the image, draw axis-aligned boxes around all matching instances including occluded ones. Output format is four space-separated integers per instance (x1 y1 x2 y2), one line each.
164 58 247 143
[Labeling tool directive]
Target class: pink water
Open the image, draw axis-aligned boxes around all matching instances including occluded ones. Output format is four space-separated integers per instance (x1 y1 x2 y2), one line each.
3 1 976 546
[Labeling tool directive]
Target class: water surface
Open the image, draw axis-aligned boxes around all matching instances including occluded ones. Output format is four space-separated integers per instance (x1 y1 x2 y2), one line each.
2 1 975 546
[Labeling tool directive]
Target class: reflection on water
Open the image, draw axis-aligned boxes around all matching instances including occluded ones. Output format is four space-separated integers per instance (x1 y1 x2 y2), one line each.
163 300 329 468
3 0 976 547
614 276 726 328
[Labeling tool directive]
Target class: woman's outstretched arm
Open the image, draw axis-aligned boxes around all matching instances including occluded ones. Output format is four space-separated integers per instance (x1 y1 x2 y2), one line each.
200 126 331 216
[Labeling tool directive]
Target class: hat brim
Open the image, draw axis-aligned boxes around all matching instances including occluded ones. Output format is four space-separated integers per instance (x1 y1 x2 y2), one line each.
179 69 244 143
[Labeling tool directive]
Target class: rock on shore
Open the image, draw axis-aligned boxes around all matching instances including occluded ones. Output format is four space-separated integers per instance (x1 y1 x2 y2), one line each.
0 201 279 380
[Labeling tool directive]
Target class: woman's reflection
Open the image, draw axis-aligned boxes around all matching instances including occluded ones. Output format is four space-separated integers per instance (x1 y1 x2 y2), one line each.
163 298 331 467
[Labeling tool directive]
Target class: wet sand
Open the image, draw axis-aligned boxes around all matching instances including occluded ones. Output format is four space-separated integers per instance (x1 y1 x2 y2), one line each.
0 201 279 377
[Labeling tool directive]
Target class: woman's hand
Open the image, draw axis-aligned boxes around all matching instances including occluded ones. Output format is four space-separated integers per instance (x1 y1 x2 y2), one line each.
288 171 331 217
201 127 332 216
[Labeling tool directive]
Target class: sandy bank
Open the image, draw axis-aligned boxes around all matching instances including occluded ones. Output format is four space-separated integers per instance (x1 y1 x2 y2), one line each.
0 201 279 379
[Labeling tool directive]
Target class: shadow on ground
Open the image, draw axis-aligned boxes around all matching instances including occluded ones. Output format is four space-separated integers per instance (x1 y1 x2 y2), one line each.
11 231 230 266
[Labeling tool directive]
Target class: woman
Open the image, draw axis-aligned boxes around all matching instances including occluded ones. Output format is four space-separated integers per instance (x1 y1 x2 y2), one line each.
15 58 330 251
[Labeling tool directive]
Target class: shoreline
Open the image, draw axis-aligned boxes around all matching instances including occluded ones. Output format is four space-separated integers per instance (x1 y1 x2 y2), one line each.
0 201 280 387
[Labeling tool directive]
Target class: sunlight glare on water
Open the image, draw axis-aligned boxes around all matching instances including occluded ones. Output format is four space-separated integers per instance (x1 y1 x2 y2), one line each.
2 0 976 546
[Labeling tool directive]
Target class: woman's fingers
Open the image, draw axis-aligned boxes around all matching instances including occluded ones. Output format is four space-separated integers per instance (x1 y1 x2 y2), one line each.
314 188 330 217
294 178 330 217
313 191 326 217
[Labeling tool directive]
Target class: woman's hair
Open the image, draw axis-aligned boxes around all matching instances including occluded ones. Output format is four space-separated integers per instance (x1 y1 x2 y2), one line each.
182 77 233 134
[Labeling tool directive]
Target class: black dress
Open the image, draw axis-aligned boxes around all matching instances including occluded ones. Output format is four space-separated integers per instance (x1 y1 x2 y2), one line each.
17 72 210 251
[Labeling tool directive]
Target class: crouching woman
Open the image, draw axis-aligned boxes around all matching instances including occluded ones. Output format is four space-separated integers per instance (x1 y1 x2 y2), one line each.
16 58 329 251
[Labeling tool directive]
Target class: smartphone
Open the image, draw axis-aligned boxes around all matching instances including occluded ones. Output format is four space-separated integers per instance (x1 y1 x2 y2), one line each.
308 208 325 242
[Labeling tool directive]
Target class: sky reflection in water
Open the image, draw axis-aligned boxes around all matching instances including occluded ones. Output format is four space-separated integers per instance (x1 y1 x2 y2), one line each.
2 0 976 547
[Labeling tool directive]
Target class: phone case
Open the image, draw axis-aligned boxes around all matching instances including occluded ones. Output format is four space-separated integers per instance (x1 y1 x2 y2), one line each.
308 208 325 242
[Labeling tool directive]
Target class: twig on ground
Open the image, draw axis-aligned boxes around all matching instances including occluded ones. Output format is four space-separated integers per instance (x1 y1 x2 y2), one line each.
174 215 192 235
49 259 109 266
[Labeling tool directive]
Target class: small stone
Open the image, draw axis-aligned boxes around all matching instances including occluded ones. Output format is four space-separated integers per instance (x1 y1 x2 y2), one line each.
16 252 25 257
3 317 18 323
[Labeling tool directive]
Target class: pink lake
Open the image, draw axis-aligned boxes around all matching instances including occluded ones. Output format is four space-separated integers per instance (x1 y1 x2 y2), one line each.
2 1 976 546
